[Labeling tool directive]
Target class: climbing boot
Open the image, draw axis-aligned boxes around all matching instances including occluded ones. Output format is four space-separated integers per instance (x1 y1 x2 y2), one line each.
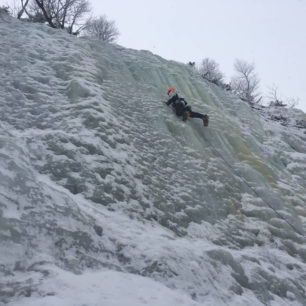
203 115 209 126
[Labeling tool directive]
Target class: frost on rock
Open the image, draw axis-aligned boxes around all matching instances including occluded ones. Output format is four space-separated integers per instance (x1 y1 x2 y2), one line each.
0 17 306 306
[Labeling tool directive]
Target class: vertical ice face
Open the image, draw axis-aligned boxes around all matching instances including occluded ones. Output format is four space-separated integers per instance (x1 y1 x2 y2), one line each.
0 15 306 305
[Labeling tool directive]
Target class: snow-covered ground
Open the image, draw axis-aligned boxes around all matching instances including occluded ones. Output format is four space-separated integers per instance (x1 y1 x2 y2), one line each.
0 14 306 306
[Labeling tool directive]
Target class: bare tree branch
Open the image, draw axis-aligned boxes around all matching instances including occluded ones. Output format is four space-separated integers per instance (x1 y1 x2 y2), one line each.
32 0 90 32
231 59 260 104
84 15 119 42
34 0 57 28
17 0 30 19
198 58 224 85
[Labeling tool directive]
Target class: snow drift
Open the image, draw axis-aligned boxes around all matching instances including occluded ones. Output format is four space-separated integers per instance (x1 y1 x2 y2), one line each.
0 14 306 306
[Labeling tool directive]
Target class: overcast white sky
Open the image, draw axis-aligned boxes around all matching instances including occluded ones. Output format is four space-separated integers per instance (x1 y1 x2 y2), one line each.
4 0 306 111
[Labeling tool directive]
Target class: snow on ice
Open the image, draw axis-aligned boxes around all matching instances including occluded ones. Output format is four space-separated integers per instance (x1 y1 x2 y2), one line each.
0 14 306 306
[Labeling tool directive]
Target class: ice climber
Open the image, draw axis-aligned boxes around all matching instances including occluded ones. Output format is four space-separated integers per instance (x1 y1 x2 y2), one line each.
166 87 209 126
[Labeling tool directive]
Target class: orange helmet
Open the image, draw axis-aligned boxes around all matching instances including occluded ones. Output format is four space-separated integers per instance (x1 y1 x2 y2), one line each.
167 87 175 95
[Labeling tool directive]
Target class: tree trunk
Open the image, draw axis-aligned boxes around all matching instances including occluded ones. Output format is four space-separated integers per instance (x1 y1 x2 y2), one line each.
17 0 30 19
34 0 57 28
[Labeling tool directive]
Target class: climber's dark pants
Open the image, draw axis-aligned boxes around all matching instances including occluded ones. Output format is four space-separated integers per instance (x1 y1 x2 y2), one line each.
189 111 204 119
178 105 204 119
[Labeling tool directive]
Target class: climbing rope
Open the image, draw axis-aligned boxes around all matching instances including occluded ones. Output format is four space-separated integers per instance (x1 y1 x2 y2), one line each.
202 132 306 240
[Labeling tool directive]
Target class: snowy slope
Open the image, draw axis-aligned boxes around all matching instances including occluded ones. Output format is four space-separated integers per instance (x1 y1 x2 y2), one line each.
0 14 306 306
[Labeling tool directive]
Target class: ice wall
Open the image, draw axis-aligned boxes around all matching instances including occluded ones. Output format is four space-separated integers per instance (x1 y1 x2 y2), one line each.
0 15 306 305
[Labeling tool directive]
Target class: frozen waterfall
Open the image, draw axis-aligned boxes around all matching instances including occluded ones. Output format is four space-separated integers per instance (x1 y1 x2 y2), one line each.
0 14 306 306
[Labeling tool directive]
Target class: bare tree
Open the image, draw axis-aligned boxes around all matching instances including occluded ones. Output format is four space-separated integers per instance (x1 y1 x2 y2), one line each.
32 0 90 33
267 84 286 107
231 59 260 104
267 84 300 108
287 97 299 109
198 57 224 85
10 0 43 21
84 15 119 42
62 0 91 34
25 1 46 23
